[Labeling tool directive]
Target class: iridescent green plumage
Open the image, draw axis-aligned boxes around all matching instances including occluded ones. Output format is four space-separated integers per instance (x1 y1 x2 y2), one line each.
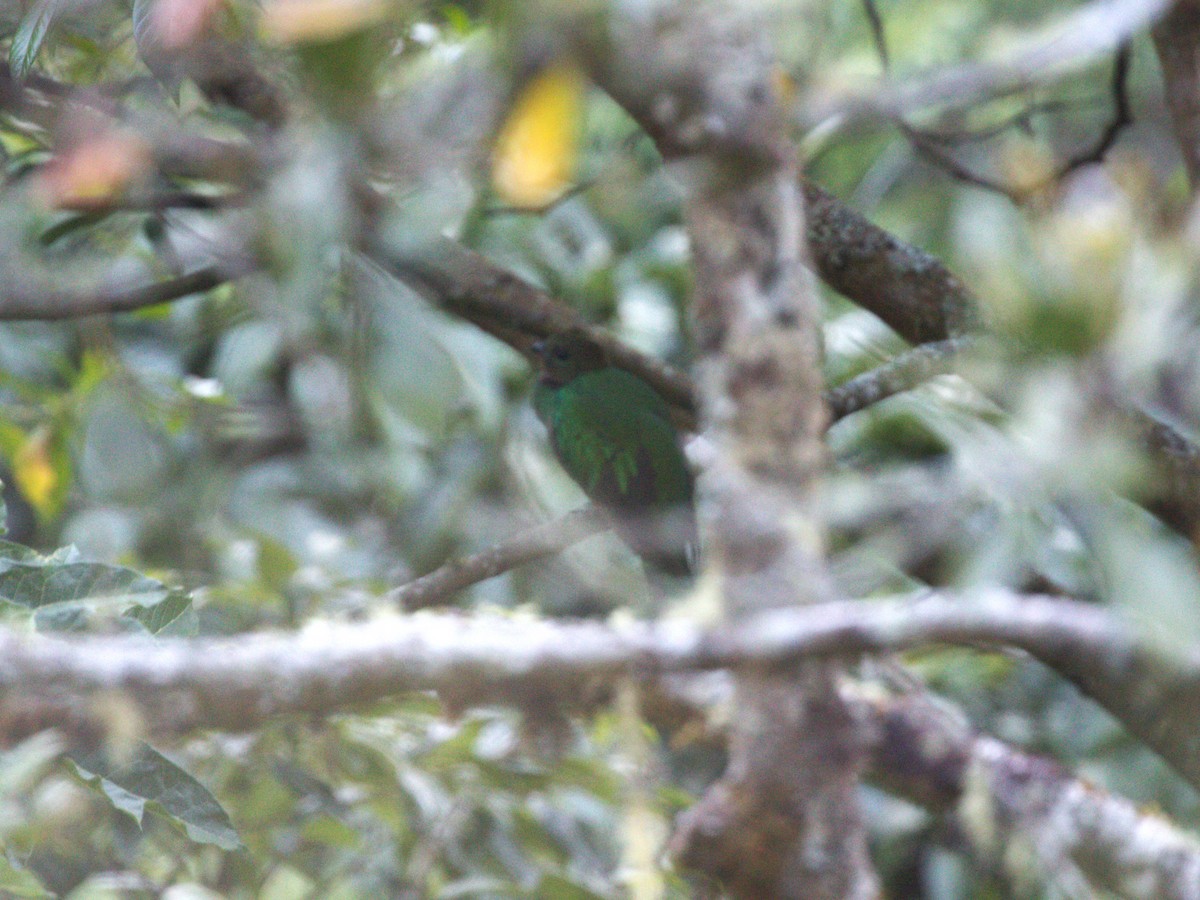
532 329 696 575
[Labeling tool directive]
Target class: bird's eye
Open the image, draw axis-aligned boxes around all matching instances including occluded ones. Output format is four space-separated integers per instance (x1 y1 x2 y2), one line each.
553 348 569 361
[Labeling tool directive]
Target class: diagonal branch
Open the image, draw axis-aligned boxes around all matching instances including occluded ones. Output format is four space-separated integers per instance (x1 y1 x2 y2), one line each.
388 507 609 611
656 674 1200 899
825 337 973 422
370 235 698 422
802 179 978 342
857 688 1200 899
0 265 233 321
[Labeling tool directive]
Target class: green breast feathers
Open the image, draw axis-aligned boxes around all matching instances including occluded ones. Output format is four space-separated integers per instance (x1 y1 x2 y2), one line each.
532 330 696 575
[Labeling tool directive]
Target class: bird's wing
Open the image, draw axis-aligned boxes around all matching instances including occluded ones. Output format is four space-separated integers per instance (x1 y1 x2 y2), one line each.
548 370 691 508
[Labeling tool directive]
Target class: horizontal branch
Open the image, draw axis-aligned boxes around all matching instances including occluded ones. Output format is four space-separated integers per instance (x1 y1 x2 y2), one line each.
0 592 1144 737
3 587 1198 894
11 588 1199 795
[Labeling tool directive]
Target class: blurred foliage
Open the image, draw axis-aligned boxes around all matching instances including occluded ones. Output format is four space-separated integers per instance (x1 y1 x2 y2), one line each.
0 0 1194 896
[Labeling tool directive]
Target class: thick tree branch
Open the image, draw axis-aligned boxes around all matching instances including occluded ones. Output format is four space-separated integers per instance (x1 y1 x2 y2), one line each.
802 185 1200 537
0 592 1165 734
859 689 1200 898
655 675 1200 898
2 591 1197 894
802 180 978 343
589 9 878 894
7 586 1200 820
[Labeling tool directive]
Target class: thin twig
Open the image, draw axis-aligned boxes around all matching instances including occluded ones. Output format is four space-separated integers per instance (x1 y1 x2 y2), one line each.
1056 42 1133 174
815 0 1168 127
825 338 972 422
0 266 233 321
387 507 609 611
863 0 1135 199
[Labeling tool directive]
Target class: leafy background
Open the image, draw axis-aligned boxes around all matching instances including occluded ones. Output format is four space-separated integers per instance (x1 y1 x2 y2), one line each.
0 0 1194 896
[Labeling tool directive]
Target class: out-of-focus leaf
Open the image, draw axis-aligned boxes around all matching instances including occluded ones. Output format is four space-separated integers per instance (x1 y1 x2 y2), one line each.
131 0 155 50
79 389 168 502
37 131 153 210
532 873 605 899
69 743 242 850
0 559 166 610
210 320 284 398
125 589 198 636
0 419 70 523
136 0 222 54
355 261 466 438
39 210 111 246
260 0 385 43
299 812 360 849
493 60 585 209
262 0 389 116
9 0 58 80
0 856 52 899
436 878 518 898
0 541 193 634
11 425 65 519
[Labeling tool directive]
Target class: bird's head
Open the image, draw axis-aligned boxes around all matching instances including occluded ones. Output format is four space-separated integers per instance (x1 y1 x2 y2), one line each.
531 329 608 387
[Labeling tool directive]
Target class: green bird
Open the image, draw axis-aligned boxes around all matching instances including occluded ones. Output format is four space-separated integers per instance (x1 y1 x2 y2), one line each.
531 329 697 575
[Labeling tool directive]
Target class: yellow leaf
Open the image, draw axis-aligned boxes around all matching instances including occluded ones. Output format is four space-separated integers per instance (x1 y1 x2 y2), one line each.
772 64 797 107
260 0 386 44
13 428 58 517
492 60 585 209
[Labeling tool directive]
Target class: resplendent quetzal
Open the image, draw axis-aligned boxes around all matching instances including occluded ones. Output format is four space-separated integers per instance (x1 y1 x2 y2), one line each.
531 329 697 575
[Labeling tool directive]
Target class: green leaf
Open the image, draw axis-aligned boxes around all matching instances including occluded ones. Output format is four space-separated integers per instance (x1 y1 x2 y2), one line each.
0 540 67 564
39 211 111 247
9 0 59 80
0 543 194 634
533 874 606 899
0 854 52 899
130 0 155 50
32 601 90 632
0 560 167 609
69 743 243 850
125 588 198 636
